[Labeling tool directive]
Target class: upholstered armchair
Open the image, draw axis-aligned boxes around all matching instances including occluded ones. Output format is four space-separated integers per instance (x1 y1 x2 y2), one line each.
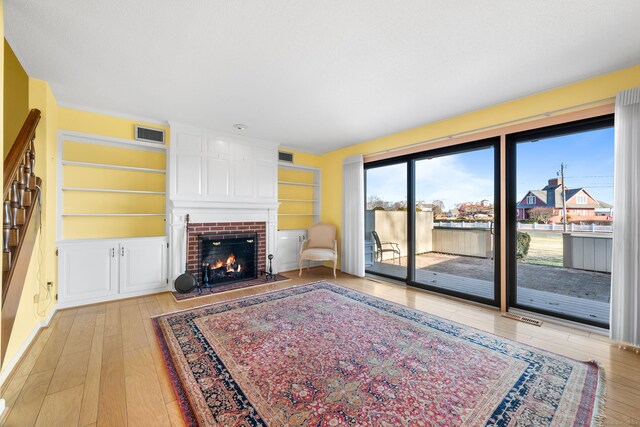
299 222 338 278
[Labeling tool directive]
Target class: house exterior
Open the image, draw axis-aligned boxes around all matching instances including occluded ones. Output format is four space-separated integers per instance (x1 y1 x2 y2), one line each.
516 178 612 223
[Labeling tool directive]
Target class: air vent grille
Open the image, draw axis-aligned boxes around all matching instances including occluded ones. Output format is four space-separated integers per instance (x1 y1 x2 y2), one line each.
502 312 543 326
278 151 294 163
135 126 165 144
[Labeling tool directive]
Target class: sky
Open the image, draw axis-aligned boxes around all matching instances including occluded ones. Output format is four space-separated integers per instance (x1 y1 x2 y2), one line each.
366 127 614 211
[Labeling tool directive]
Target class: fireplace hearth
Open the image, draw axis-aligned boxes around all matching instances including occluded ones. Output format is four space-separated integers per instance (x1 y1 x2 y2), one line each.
198 232 258 288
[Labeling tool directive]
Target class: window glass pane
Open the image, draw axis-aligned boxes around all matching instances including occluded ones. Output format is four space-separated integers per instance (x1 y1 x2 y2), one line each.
515 126 613 325
413 146 496 302
365 163 407 280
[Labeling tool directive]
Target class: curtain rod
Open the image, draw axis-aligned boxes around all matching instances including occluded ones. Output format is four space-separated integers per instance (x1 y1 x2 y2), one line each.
364 97 615 158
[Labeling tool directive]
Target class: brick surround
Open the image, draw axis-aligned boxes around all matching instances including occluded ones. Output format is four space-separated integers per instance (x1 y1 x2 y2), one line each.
187 222 266 282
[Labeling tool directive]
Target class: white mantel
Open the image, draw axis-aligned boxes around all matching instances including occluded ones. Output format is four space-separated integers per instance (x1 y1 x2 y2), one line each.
168 123 280 285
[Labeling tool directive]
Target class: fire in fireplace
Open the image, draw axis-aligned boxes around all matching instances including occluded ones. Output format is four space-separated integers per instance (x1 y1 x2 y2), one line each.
198 232 257 287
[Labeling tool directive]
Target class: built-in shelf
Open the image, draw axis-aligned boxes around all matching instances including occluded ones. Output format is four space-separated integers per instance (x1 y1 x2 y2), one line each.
62 187 166 195
277 181 317 187
62 213 165 217
62 160 166 174
277 164 321 230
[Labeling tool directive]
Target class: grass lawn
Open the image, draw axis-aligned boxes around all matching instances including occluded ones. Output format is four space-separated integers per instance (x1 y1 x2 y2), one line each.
522 231 563 267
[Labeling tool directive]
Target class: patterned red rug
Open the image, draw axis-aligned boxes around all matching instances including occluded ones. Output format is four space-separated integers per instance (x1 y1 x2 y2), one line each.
171 274 290 301
153 281 605 426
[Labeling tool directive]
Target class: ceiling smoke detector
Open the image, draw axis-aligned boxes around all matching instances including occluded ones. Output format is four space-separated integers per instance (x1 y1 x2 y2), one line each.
233 124 248 130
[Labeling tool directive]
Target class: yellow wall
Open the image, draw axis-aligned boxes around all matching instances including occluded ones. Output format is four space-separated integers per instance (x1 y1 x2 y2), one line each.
319 65 640 267
3 38 28 158
59 107 169 239
2 78 58 369
58 107 169 141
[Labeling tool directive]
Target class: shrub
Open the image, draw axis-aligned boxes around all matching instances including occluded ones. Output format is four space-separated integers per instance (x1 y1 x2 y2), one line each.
516 231 531 258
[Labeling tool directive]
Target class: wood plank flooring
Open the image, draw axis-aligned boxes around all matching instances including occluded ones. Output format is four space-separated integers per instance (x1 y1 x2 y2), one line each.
1 267 639 426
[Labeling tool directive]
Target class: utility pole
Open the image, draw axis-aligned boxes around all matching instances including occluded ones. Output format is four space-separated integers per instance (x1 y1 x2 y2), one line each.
558 163 567 232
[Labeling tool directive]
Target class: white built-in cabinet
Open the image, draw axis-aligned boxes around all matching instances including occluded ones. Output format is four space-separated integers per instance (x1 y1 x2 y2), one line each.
57 237 168 308
276 229 308 272
170 125 278 203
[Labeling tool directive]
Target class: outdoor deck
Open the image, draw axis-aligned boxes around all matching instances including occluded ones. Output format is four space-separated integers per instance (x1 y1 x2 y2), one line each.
367 257 610 324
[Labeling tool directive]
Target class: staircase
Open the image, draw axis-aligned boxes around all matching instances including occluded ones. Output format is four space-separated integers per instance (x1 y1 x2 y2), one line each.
1 109 42 363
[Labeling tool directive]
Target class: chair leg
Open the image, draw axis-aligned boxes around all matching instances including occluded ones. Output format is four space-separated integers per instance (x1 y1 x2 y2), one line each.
333 259 337 278
299 257 303 277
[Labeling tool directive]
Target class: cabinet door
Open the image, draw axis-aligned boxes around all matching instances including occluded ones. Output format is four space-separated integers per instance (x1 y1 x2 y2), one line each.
119 238 168 295
232 159 255 199
276 230 307 272
255 161 277 201
206 156 230 198
175 154 203 197
59 242 117 305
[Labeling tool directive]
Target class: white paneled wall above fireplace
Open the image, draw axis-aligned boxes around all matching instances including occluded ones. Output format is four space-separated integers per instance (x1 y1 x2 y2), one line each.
169 123 279 204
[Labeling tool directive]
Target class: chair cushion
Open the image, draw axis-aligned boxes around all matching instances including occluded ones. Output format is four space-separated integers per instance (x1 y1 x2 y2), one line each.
307 223 336 248
301 248 336 261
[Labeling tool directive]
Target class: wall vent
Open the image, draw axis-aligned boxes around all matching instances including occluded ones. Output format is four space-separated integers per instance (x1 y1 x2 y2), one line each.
278 151 294 163
502 312 543 327
135 125 165 144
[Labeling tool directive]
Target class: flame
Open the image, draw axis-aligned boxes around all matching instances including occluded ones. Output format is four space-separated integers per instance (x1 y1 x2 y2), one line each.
209 253 242 273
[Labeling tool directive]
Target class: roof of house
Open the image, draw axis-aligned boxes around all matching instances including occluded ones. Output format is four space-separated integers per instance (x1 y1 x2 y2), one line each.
518 183 610 210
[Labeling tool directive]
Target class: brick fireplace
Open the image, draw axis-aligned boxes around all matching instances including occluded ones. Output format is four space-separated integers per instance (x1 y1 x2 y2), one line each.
187 222 266 285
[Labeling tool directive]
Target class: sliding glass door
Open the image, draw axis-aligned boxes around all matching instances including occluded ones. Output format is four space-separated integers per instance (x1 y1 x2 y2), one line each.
364 138 499 306
507 115 614 327
412 140 499 305
365 162 407 281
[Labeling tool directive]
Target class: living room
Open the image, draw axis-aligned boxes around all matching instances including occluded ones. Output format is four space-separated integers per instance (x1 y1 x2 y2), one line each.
1 1 640 426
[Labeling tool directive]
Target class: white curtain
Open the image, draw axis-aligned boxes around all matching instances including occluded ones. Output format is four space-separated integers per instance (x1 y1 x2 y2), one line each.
342 155 365 276
611 87 640 346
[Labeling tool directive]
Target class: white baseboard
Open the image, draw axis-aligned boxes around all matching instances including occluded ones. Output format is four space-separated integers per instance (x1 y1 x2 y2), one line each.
0 306 57 389
56 286 170 310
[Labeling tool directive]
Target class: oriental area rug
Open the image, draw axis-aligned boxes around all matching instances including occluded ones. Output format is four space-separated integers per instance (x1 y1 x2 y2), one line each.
153 281 605 426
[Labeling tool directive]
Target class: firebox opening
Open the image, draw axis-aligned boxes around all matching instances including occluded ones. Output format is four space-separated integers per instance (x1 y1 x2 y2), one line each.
198 232 258 287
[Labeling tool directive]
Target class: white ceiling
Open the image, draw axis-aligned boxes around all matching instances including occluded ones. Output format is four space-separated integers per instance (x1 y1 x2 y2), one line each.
5 1 640 154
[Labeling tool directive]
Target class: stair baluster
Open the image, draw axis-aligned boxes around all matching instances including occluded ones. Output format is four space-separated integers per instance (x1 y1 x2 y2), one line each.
21 164 32 207
2 201 12 271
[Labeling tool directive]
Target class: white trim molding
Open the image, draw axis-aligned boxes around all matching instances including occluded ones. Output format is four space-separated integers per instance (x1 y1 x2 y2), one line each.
0 306 57 388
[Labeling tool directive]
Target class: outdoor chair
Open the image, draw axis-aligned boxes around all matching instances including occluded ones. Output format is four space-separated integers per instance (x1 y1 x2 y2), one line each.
299 222 338 278
371 231 401 265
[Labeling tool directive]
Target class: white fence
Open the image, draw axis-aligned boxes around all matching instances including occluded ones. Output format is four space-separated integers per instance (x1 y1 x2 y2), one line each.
435 222 612 233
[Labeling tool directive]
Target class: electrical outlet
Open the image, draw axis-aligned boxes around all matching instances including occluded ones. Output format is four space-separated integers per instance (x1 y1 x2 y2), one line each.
33 294 39 304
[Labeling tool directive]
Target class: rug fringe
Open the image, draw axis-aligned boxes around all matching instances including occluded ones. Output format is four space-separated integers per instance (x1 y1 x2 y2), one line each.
590 360 607 427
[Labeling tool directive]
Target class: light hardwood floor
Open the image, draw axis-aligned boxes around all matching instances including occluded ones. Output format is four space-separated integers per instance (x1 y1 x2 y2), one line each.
1 267 639 426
